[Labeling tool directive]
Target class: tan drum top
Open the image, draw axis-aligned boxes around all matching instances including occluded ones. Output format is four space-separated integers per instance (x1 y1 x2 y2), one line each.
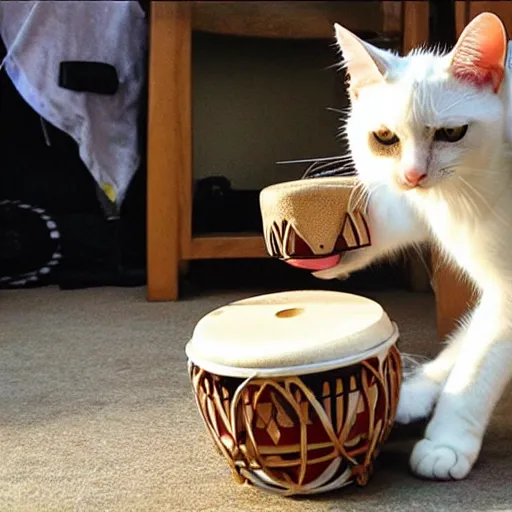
185 290 397 377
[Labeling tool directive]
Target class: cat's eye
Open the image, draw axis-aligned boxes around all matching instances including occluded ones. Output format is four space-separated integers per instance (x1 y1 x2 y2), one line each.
434 125 468 143
372 129 399 146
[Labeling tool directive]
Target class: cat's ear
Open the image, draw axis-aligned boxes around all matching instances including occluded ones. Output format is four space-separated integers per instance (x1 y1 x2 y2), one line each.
334 23 393 99
450 12 507 93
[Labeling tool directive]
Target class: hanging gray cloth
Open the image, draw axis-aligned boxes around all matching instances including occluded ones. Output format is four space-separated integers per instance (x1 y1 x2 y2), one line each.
0 0 147 207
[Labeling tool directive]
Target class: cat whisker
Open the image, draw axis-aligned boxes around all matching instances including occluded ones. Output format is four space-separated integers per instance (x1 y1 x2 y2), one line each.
458 187 479 218
304 168 354 179
326 106 350 115
276 155 348 165
353 181 385 213
458 176 510 227
304 159 353 173
348 180 369 211
294 152 355 179
458 167 505 186
351 183 369 211
302 162 356 180
457 165 503 175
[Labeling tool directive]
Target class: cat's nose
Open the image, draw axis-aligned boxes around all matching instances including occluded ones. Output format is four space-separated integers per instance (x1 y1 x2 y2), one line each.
403 168 427 186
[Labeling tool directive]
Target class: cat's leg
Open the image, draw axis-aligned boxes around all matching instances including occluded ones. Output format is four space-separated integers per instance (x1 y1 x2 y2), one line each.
409 293 512 480
314 186 429 280
313 184 448 421
397 306 473 423
396 331 465 424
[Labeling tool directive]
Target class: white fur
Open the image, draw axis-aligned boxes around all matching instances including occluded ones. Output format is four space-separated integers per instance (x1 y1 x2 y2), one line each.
323 17 512 480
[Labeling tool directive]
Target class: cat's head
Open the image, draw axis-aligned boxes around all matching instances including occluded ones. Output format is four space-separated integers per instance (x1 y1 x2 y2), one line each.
335 13 508 197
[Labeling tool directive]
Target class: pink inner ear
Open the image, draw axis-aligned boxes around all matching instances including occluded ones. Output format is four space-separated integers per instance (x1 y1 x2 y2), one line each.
451 13 507 93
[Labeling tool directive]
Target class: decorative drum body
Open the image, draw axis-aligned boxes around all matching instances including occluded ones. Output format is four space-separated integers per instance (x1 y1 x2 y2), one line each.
259 177 371 271
185 290 401 496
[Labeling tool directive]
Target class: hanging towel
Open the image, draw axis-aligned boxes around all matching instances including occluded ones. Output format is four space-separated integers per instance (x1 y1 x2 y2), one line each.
0 0 147 207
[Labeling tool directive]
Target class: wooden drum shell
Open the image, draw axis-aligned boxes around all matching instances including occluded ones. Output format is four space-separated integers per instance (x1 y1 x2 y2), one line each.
188 344 401 496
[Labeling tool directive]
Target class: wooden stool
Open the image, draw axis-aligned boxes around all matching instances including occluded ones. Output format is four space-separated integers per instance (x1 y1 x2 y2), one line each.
145 1 429 301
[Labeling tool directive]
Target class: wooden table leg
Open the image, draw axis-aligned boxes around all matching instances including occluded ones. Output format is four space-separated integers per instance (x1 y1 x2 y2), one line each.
402 0 429 52
146 1 191 301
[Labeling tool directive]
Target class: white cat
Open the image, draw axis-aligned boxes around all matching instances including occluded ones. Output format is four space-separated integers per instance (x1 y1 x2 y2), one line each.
315 13 512 480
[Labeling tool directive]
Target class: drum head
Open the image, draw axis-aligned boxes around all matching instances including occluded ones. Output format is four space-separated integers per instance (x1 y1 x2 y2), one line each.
185 290 397 377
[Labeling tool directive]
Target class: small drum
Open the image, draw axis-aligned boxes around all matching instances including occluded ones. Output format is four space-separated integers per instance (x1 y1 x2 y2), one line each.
186 290 401 496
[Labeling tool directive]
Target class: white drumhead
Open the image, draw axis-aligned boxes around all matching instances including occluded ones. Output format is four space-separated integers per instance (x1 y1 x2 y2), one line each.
185 290 397 377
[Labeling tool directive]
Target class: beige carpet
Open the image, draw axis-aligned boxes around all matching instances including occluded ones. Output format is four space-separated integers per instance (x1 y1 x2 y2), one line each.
1 286 511 511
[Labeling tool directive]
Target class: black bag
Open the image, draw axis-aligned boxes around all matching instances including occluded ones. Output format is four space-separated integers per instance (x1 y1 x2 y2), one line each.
192 176 263 234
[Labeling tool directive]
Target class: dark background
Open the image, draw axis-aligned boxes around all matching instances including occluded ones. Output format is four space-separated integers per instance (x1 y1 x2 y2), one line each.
0 0 455 295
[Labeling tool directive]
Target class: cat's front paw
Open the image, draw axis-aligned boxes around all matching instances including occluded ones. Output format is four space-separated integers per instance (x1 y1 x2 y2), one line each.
409 436 479 480
395 376 440 424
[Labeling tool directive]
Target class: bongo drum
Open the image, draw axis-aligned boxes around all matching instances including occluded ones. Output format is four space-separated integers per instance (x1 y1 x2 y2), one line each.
259 176 370 272
186 290 401 496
